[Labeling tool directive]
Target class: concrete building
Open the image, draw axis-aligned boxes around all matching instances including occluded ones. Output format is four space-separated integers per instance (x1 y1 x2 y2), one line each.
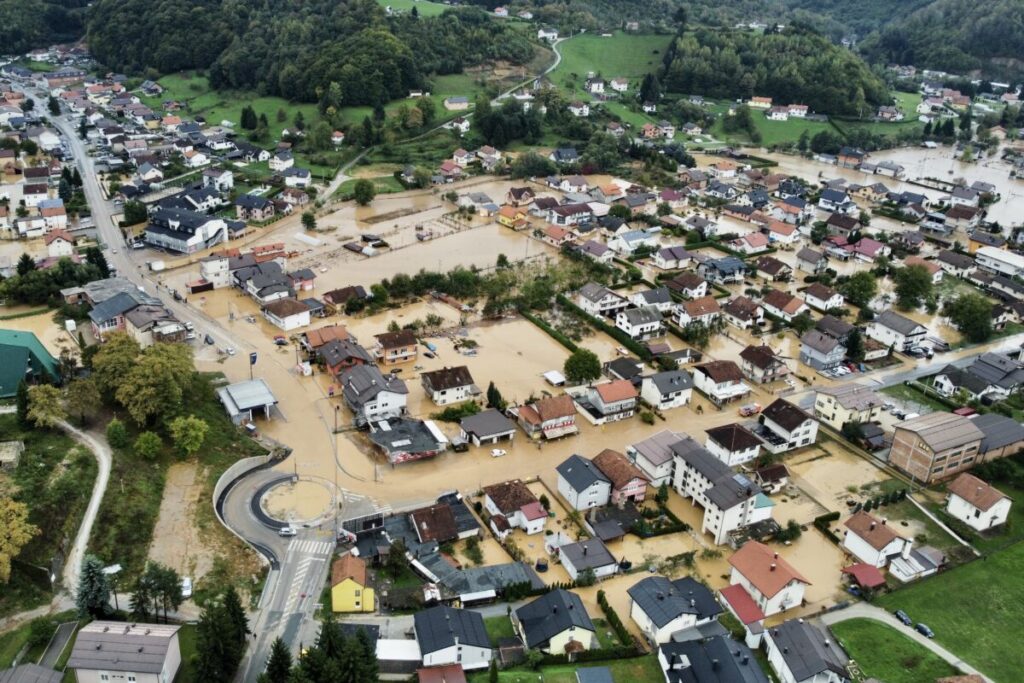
758 399 819 455
724 541 809 618
626 430 685 487
763 619 850 683
414 606 492 671
813 384 883 430
889 412 984 483
67 622 181 683
705 424 762 467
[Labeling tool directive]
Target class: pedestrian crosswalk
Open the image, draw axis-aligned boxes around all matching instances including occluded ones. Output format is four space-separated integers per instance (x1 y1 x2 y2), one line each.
287 539 334 556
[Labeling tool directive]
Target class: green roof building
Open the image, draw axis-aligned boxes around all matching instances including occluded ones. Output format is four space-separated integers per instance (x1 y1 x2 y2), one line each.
0 329 61 397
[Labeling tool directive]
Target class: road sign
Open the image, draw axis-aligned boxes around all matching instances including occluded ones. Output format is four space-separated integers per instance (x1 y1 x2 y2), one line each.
250 352 258 366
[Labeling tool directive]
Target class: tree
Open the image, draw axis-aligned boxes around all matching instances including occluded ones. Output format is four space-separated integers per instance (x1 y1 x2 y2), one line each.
810 222 829 245
65 377 101 425
76 554 111 618
0 497 38 583
135 431 162 459
655 481 670 505
240 105 257 130
222 586 250 647
943 293 993 343
609 203 632 220
122 200 148 226
58 177 72 204
893 264 934 310
85 247 111 279
301 211 316 231
16 252 36 276
106 418 130 449
294 111 306 131
845 328 865 363
509 152 556 179
115 342 195 425
276 108 287 123
563 349 601 384
352 179 376 206
486 381 506 411
840 271 878 309
265 637 293 683
386 538 407 579
489 658 499 683
195 599 243 681
27 385 66 427
15 380 29 426
168 415 209 456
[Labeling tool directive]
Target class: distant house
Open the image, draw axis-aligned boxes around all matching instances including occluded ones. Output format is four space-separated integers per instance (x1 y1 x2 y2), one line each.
583 380 639 423
803 282 844 312
796 247 827 274
761 289 809 322
945 473 1012 532
556 454 611 510
800 330 846 372
628 575 722 645
444 96 470 111
674 296 720 328
615 306 664 340
67 622 182 683
331 555 374 613
666 272 708 300
842 510 913 568
722 296 764 331
813 384 883 430
262 298 310 331
699 257 746 284
513 590 595 654
459 409 517 447
577 282 628 318
414 606 492 671
483 480 547 536
558 537 619 581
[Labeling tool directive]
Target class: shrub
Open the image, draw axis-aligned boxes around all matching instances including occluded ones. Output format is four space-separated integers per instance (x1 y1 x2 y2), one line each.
106 418 129 449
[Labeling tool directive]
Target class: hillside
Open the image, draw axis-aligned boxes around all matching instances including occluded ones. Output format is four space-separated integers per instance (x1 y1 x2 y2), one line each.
0 0 87 54
661 28 890 116
858 0 1024 79
86 0 534 106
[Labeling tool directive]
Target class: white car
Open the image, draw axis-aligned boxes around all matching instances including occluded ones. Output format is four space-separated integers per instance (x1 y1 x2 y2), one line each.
226 347 237 356
278 526 297 537
490 449 507 458
181 577 192 599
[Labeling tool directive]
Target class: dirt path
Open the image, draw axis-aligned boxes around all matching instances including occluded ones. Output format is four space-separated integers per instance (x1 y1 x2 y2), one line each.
146 462 217 581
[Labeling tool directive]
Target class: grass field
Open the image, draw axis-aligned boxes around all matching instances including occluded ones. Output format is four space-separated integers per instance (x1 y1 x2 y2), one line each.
831 619 958 683
336 175 406 199
484 615 515 645
551 32 673 97
467 655 664 682
750 115 835 147
375 0 450 16
877 542 1024 682
881 383 950 413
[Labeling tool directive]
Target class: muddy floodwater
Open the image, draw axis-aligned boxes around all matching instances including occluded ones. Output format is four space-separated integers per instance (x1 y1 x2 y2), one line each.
263 479 334 522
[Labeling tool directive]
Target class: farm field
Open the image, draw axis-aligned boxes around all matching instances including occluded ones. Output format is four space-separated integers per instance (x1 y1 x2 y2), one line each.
877 541 1024 682
830 619 958 683
374 0 450 17
551 32 673 97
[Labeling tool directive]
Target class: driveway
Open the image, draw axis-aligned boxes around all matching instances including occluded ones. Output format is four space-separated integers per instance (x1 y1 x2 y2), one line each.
820 602 992 682
58 422 113 594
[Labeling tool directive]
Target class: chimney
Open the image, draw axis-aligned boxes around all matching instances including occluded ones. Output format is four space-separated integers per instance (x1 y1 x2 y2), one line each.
770 563 777 572
881 518 888 525
742 655 749 665
583 545 588 556
712 659 719 670
824 639 830 648
870 521 877 531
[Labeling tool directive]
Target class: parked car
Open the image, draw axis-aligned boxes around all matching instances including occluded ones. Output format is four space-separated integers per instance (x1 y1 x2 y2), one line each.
278 526 297 537
273 336 288 346
894 609 912 626
204 334 215 345
915 623 935 638
181 577 193 599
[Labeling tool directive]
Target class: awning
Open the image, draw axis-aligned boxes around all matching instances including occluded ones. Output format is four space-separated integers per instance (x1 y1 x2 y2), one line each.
543 424 578 439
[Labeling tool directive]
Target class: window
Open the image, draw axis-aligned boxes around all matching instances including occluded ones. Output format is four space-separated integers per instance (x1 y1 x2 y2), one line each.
101 676 110 682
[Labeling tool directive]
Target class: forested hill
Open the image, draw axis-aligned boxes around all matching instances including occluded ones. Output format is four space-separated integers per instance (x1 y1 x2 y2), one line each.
661 28 890 116
86 0 535 106
858 0 1024 80
0 0 87 54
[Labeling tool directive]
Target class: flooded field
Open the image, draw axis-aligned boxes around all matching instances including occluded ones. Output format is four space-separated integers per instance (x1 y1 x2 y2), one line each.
0 308 80 359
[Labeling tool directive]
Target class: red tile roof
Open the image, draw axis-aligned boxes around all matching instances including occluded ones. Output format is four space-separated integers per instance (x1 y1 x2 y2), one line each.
719 584 765 625
841 563 886 589
729 540 810 597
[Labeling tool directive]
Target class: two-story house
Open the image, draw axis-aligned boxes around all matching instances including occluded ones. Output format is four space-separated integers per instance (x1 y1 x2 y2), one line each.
639 370 693 411
758 399 819 455
593 448 649 506
626 430 685 487
692 360 752 406
517 394 578 440
842 510 913 568
738 345 790 384
584 380 638 423
340 365 408 427
374 329 419 365
723 541 809 618
705 424 762 467
556 454 611 510
483 480 547 537
420 366 479 406
628 576 722 645
513 590 595 654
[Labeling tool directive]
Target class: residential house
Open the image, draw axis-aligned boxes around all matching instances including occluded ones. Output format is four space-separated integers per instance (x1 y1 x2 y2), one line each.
497 205 527 229
761 289 809 322
904 256 943 284
374 329 418 365
720 297 763 332
974 412 1024 462
657 637 768 683
640 370 693 411
802 282 844 312
631 287 675 314
577 240 612 264
420 366 479 406
672 438 772 545
937 250 976 278
513 590 595 654
800 330 847 373
705 424 762 467
517 394 578 440
458 409 517 447
739 345 789 385
763 619 850 683
626 430 684 487
262 298 310 331
759 399 818 455
614 306 663 341
414 606 492 671
889 412 984 483
976 246 1024 278
724 541 809 618
865 310 927 352
340 365 408 426
577 282 628 318
796 247 827 274
506 187 534 206
933 353 1024 402
331 555 374 613
543 225 575 247
319 339 374 377
45 229 75 257
483 480 547 536
674 296 721 327
568 101 590 117
826 213 859 237
583 380 639 423
593 448 649 505
653 246 693 270
693 360 751 406
945 473 1012 532
813 384 883 430
628 576 722 645
665 272 708 300
558 538 619 581
67 622 182 683
556 454 611 510
843 511 913 568
699 257 747 285
549 148 579 165
818 189 856 215
754 256 792 282
235 194 276 222
608 228 659 254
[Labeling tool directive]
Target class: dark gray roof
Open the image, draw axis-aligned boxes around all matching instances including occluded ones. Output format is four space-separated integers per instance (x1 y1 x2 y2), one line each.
630 430 686 468
368 418 442 457
659 636 768 683
320 339 373 368
559 538 617 571
815 315 854 341
969 353 1024 389
606 357 644 380
579 281 614 303
648 370 694 395
767 619 849 681
67 622 180 674
622 306 662 326
414 605 490 654
341 365 408 408
636 286 672 305
762 399 812 432
797 247 824 264
936 365 990 395
801 330 842 354
820 188 848 203
0 664 63 683
972 413 1024 453
87 291 141 324
937 250 975 269
672 438 760 509
875 310 925 336
575 667 614 683
627 576 722 628
515 590 595 649
557 454 610 492
460 408 516 438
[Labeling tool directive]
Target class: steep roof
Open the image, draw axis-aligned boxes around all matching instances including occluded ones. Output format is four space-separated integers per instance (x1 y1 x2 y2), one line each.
695 360 743 383
414 605 490 655
658 636 768 683
728 541 809 597
331 554 366 587
627 576 722 628
421 366 475 392
515 590 594 649
375 329 418 349
556 454 610 492
592 448 648 489
594 380 638 403
739 345 781 371
706 424 762 452
875 310 925 336
483 480 537 514
947 473 1010 512
762 399 812 432
767 619 849 682
410 504 459 543
629 430 686 468
844 510 907 550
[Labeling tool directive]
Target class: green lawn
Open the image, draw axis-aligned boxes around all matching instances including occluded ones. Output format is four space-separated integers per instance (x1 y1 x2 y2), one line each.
467 655 665 683
894 91 923 114
335 175 406 200
552 32 673 97
877 542 1024 682
175 624 199 683
881 384 951 413
484 615 515 645
602 101 658 130
831 618 958 683
374 0 450 17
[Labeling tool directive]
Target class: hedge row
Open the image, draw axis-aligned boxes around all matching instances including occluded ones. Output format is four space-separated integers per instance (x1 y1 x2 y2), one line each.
597 589 634 646
555 294 652 361
517 307 579 353
813 511 842 545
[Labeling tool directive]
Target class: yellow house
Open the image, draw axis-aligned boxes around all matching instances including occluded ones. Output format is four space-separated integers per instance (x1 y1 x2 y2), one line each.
497 205 526 229
331 555 374 613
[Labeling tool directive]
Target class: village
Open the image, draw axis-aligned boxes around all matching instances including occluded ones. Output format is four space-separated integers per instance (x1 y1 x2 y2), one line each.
3 22 1024 683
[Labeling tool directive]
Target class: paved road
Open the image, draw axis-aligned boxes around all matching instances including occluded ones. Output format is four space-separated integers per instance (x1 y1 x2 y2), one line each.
820 603 993 682
38 621 77 668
